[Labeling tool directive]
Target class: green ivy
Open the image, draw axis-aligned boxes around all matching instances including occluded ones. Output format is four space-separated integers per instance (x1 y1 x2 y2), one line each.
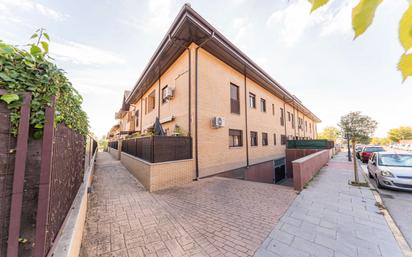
0 29 88 137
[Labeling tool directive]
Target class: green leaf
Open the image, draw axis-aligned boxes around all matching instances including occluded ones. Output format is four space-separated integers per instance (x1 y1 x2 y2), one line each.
398 53 412 82
0 94 19 104
43 32 50 41
30 33 38 39
33 130 43 139
30 45 42 55
400 4 412 52
352 0 383 39
0 43 13 54
40 41 49 53
34 123 44 129
308 0 329 13
0 72 12 81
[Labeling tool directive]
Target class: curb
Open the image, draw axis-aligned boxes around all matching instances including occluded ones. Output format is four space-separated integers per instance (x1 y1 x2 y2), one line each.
358 160 412 257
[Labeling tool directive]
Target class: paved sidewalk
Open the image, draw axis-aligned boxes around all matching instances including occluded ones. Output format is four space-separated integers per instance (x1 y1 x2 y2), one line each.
254 152 404 257
80 152 296 257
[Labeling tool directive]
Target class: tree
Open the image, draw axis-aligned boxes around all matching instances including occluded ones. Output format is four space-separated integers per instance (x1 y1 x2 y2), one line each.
370 137 391 145
318 126 341 142
98 136 108 151
338 111 377 184
308 0 412 81
388 126 412 142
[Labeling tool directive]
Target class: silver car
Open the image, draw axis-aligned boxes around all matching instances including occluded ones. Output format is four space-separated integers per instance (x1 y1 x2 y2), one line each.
367 152 412 191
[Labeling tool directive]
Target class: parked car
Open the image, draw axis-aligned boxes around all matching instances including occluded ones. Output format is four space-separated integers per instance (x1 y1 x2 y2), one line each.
360 146 385 163
355 145 364 159
367 152 412 191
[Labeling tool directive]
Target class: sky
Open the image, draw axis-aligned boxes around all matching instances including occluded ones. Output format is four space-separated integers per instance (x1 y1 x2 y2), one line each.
1 0 411 138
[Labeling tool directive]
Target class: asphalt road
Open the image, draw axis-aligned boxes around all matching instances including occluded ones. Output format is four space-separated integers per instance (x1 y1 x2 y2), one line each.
357 154 412 249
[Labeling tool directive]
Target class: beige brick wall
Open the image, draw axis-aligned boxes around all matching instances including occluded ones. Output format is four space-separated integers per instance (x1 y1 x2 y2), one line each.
108 147 118 160
196 48 318 177
120 152 195 192
150 159 195 191
117 43 318 180
130 50 191 135
120 152 151 190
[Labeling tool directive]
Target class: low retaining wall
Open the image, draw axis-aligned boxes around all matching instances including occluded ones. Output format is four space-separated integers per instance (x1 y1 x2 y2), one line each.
120 152 195 192
292 150 330 191
47 150 98 257
108 147 119 160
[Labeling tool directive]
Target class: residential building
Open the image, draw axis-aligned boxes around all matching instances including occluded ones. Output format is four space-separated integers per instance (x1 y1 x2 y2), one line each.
112 4 320 182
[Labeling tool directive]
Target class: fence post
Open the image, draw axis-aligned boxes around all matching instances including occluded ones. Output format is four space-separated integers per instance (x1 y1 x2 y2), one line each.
33 96 55 257
117 139 122 160
6 92 31 257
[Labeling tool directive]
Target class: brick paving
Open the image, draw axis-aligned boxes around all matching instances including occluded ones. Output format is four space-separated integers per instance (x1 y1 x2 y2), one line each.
80 152 296 257
254 152 404 257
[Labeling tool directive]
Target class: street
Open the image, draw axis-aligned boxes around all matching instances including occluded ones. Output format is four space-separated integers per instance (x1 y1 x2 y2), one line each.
358 155 412 249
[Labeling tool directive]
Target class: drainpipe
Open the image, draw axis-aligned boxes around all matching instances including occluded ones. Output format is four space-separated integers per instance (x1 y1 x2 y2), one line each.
244 68 249 167
158 65 161 118
283 99 287 141
195 32 215 180
140 99 143 132
293 101 297 139
169 36 192 136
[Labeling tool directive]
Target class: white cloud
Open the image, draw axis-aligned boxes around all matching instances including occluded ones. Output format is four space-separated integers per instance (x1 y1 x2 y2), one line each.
232 17 253 51
50 41 125 65
0 0 66 21
119 0 173 34
266 0 356 46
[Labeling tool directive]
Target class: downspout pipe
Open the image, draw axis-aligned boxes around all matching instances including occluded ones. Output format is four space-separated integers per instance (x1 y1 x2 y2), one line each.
194 32 215 180
244 68 249 167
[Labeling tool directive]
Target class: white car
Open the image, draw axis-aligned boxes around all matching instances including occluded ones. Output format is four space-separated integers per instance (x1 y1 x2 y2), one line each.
367 152 412 191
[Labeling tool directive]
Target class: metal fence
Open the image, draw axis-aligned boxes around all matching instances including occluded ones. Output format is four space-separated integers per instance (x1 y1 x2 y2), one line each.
108 141 118 150
121 136 192 163
0 101 17 257
0 91 98 257
42 124 86 254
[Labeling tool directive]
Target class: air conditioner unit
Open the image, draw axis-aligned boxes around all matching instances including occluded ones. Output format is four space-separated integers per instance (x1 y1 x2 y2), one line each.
163 87 174 100
211 116 225 128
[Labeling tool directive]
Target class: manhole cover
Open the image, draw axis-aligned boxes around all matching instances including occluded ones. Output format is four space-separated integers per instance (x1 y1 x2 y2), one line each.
380 194 394 199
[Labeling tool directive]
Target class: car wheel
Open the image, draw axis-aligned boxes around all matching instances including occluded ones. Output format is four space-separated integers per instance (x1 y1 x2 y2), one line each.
376 175 384 189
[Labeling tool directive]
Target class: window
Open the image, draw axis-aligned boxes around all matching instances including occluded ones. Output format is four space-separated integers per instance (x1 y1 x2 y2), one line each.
262 133 268 146
135 110 139 127
230 83 240 114
291 114 295 128
272 104 275 115
305 121 308 132
260 98 266 112
274 133 277 145
250 131 258 146
281 134 287 145
249 93 256 108
288 112 291 121
309 123 312 133
229 129 243 147
147 90 156 112
280 108 285 126
162 86 169 104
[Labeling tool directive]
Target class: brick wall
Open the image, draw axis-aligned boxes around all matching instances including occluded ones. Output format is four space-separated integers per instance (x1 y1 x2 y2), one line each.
292 150 330 191
120 151 195 192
